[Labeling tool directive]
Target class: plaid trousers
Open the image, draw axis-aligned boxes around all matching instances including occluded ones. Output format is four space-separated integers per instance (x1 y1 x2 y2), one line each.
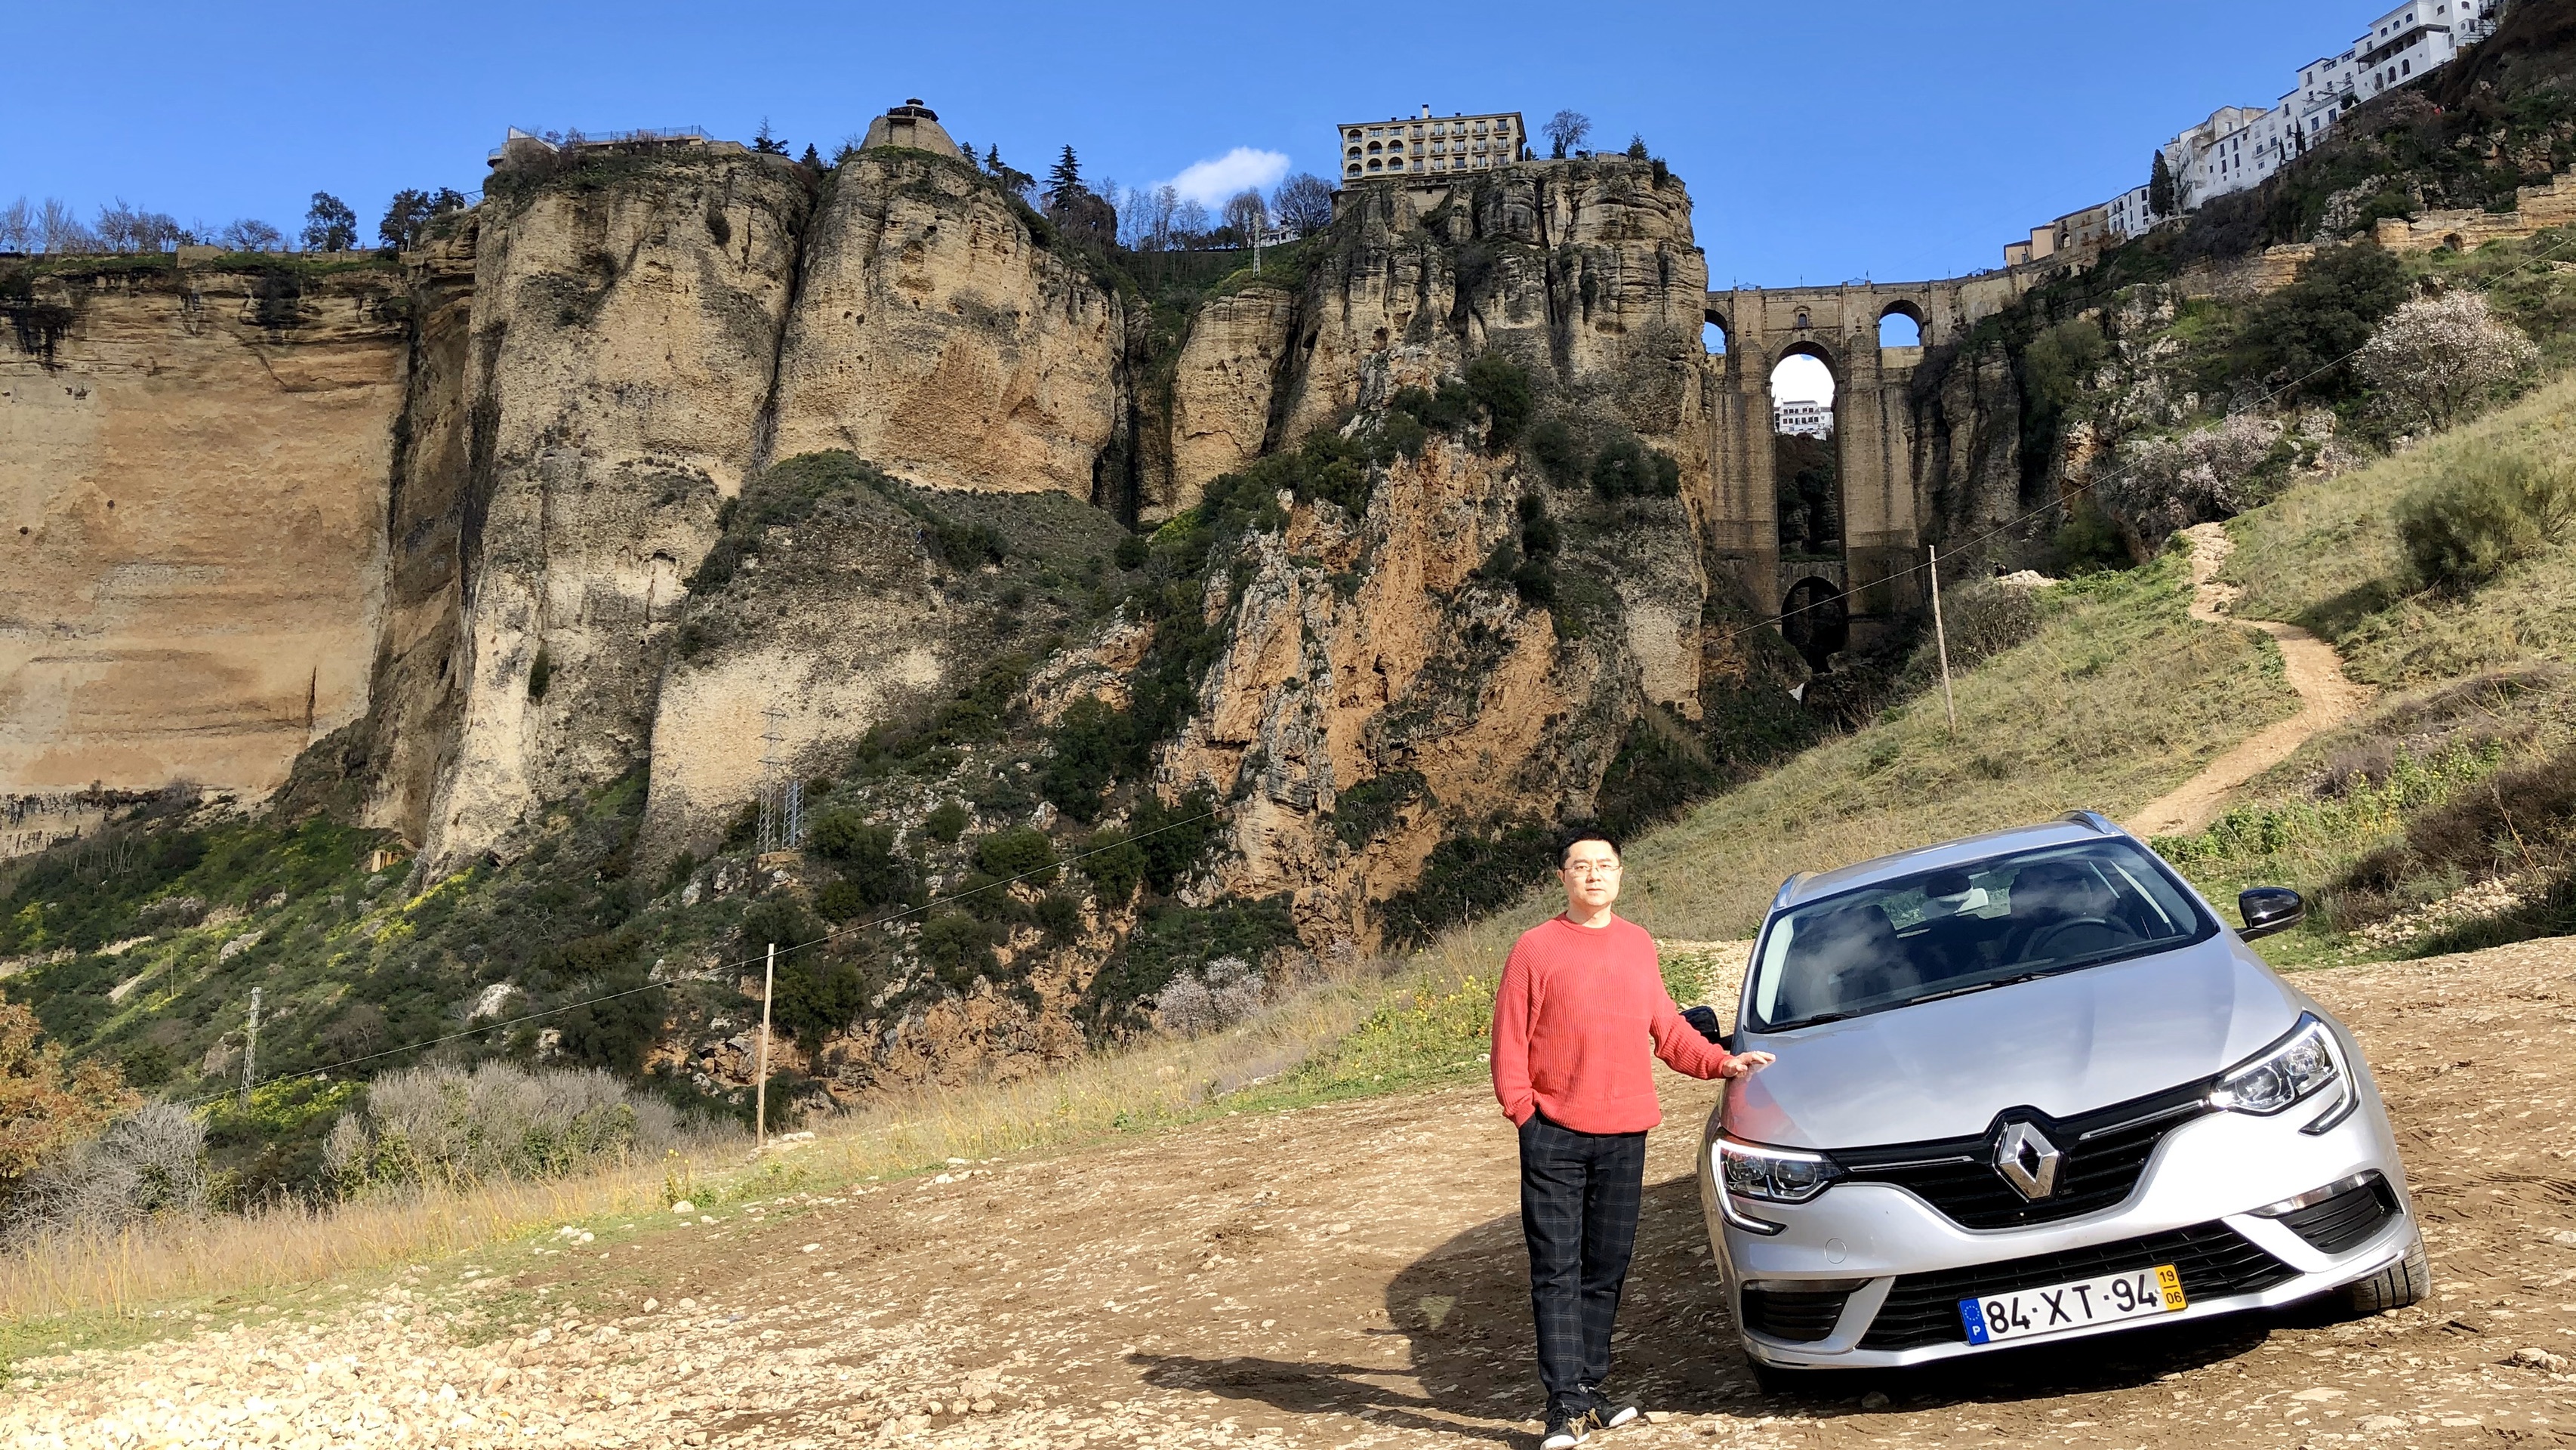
1517 1112 1648 1412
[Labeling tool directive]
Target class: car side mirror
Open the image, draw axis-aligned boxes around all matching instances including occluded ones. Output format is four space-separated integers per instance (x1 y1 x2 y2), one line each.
2238 887 2304 941
1681 1004 1726 1044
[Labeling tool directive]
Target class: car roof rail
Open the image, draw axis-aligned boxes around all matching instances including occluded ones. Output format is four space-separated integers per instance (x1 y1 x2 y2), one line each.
2060 809 2119 835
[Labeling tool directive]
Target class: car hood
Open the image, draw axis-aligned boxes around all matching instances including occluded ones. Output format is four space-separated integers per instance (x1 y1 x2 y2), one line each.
1724 935 2306 1150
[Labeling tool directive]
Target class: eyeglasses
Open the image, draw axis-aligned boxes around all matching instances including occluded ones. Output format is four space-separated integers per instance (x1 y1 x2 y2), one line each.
1563 861 1622 877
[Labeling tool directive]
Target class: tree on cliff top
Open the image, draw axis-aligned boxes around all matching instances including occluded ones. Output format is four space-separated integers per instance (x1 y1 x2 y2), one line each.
377 188 466 251
2149 150 2178 220
751 118 787 155
1271 173 1333 237
300 192 357 252
1045 147 1086 206
1545 110 1592 159
1625 134 1650 160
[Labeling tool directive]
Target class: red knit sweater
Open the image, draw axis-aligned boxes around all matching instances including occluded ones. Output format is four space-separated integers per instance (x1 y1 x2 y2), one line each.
1490 913 1737 1133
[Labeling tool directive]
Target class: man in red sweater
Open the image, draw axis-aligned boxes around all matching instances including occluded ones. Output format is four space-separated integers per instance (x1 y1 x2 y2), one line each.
1492 828 1776 1448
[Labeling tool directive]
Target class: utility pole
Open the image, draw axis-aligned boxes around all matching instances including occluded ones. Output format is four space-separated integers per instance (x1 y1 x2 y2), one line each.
753 942 775 1149
1929 545 1958 733
240 986 261 1109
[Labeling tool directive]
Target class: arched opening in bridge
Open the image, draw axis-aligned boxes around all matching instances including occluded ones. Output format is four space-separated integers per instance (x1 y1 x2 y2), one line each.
1878 302 1924 350
1780 577 1848 673
1702 309 1729 356
1770 348 1841 566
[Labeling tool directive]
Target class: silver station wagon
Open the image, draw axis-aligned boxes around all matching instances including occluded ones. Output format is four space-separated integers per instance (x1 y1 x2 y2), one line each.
1697 813 2427 1383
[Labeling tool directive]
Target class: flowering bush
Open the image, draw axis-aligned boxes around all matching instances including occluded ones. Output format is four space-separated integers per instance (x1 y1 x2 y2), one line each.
2359 291 2538 432
2100 414 2288 546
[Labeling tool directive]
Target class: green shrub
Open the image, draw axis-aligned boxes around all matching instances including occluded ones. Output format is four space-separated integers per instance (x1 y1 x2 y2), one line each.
1332 770 1424 850
1114 532 1150 569
1079 827 1148 905
1376 819 1561 945
814 879 872 923
807 809 892 866
974 827 1058 885
1036 892 1083 941
1590 431 1681 498
771 948 873 1044
1041 696 1141 821
1078 896 1294 1029
2231 243 2408 400
1527 418 1585 486
737 896 820 959
1372 409 1429 461
919 912 999 988
2398 449 2576 590
1132 789 1220 894
923 801 969 842
1465 353 1535 449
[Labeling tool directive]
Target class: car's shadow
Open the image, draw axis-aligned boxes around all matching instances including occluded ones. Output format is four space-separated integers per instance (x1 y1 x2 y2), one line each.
1133 1172 2299 1437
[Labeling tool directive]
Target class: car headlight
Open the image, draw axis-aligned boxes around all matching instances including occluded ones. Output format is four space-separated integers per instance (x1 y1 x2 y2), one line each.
1716 1137 1843 1234
2208 1013 2353 1134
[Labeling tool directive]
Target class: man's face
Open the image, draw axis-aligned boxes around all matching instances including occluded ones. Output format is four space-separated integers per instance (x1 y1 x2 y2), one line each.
1558 840 1622 913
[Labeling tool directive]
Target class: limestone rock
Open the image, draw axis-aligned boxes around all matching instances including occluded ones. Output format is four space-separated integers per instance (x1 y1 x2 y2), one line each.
766 150 1124 501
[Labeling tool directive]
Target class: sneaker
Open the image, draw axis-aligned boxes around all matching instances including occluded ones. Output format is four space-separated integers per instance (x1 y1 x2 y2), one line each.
1540 1411 1593 1449
1585 1387 1641 1430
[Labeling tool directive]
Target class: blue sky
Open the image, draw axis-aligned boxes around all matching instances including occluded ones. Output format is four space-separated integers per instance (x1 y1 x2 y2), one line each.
11 0 2369 286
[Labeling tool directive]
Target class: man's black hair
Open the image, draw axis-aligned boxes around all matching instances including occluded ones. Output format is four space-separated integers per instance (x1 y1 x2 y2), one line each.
1556 822 1620 867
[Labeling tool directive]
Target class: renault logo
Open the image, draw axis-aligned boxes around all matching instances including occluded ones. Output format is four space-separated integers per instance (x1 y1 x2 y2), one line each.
1993 1120 2063 1200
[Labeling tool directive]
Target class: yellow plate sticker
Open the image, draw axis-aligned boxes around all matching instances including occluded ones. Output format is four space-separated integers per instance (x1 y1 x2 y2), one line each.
2155 1263 2187 1310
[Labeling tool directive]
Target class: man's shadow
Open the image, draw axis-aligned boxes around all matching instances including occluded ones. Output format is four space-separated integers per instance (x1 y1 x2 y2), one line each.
1132 1171 2286 1438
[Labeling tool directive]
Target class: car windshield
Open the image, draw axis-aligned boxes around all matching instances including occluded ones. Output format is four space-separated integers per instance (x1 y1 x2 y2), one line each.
1746 838 2214 1032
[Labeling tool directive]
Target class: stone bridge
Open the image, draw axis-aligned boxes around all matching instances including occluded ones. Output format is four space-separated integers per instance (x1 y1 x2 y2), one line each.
1701 270 2037 660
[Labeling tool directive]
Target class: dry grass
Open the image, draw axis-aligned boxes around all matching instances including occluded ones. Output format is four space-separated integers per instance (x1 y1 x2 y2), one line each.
0 954 1398 1326
2226 373 2576 686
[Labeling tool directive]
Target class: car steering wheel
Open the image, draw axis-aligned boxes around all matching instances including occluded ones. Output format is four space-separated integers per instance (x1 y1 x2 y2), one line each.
2023 916 2136 961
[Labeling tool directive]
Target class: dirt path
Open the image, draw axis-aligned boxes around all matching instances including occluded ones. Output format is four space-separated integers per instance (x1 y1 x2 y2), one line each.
11 936 2576 1449
2128 521 2374 839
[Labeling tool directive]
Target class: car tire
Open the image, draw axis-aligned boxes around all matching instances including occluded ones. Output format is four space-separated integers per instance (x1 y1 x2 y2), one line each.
2343 1226 2430 1315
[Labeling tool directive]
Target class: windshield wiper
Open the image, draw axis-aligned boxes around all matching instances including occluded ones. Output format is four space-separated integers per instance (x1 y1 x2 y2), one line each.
1902 969 2055 1007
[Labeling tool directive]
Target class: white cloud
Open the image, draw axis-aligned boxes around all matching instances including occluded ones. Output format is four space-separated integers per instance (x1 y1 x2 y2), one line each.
1163 147 1291 207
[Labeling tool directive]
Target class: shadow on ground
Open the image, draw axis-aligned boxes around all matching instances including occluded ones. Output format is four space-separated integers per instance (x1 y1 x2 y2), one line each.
1135 1171 2310 1437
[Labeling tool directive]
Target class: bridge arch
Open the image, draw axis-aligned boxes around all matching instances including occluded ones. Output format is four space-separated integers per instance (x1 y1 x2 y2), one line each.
1702 307 1730 356
1780 576 1848 672
1877 299 1927 349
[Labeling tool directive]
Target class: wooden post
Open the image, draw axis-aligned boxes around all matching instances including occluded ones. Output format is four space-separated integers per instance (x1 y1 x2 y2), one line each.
753 942 775 1148
240 986 261 1109
1930 545 1958 733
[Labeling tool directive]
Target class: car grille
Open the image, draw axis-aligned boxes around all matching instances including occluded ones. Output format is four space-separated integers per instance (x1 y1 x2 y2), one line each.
1858 1220 2296 1350
2275 1175 2398 1254
1737 1286 1851 1343
1831 1078 2217 1229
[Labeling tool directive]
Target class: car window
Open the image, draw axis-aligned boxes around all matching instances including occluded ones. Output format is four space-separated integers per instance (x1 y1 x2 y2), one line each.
1746 839 2214 1032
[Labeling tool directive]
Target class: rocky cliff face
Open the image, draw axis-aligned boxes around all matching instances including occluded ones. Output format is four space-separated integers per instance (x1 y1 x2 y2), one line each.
414 151 815 869
767 150 1126 501
1157 162 1713 517
0 258 407 804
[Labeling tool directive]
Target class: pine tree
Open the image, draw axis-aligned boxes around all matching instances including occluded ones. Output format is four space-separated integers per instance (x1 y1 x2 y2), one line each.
1625 134 1650 161
2149 150 2177 219
985 144 1002 174
1045 145 1084 207
800 143 821 169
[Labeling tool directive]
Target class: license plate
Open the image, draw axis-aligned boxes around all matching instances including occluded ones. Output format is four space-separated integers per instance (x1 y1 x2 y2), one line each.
1958 1263 2185 1346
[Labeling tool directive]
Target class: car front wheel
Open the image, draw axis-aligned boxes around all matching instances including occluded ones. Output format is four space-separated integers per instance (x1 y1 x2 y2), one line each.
2343 1226 2431 1315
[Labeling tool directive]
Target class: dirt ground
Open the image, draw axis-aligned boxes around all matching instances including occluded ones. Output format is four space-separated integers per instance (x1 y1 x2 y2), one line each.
9 936 2576 1450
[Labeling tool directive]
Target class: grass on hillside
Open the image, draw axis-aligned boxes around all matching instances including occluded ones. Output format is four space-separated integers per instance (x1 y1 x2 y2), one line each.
2159 374 2576 952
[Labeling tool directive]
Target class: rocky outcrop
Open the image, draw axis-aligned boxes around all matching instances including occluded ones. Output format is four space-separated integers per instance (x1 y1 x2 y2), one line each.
417 151 815 869
1163 283 1297 511
766 150 1125 501
0 258 407 807
1160 389 1709 949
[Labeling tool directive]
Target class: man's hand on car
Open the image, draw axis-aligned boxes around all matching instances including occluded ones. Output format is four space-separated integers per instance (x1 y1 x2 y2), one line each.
1718 1051 1776 1079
